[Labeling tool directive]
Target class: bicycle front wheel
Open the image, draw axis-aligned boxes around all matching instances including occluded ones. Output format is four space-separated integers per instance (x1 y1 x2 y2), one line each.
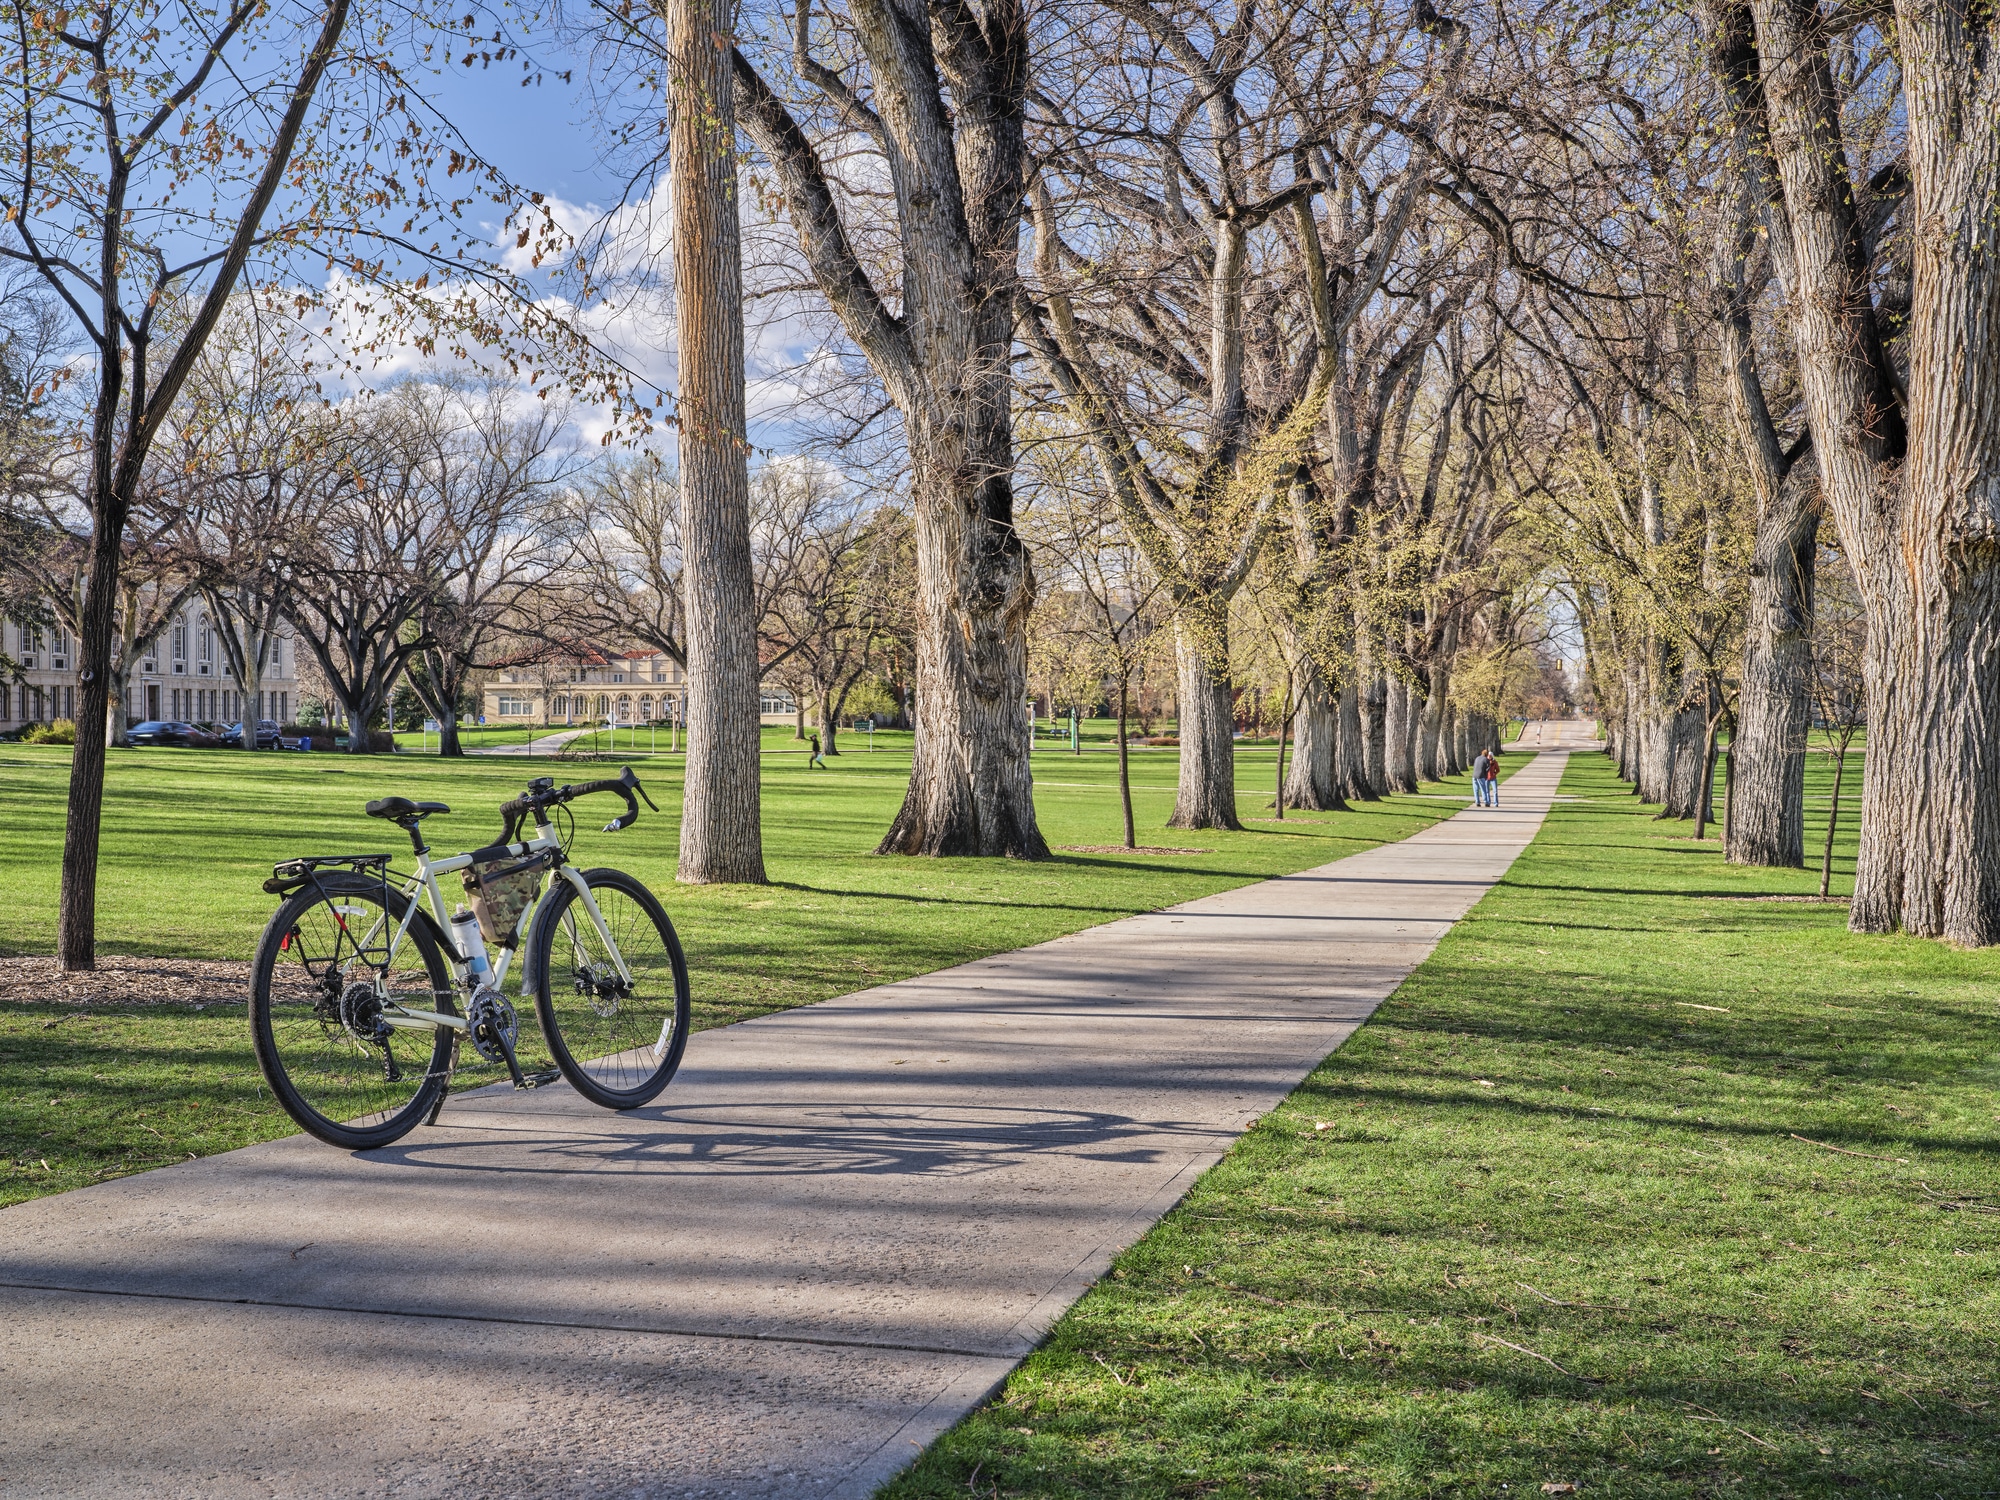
250 876 456 1149
529 867 690 1109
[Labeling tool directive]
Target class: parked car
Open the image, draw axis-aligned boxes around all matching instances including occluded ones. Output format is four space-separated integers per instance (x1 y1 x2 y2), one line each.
126 720 220 747
219 719 284 749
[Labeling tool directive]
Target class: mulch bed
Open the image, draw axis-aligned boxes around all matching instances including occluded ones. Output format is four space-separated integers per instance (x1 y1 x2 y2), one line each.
0 955 252 1008
1058 844 1213 856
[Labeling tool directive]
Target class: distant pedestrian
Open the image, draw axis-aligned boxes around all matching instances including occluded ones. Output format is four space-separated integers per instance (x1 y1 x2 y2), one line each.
808 731 826 769
1473 749 1499 808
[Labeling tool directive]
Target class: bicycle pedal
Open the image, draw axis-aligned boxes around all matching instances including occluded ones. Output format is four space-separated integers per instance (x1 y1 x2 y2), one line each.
515 1069 563 1090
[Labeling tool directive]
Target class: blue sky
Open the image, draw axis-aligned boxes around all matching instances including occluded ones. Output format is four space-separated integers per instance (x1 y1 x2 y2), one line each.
419 32 619 210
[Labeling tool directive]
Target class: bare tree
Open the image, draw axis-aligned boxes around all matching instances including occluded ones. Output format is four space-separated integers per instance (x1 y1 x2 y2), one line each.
1020 433 1166 847
1724 1 2000 944
1018 0 1470 829
398 384 571 756
670 0 767 883
728 0 1047 858
1 0 582 966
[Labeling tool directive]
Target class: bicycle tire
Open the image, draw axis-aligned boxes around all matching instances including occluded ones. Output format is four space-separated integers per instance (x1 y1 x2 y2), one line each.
528 866 690 1109
250 875 456 1149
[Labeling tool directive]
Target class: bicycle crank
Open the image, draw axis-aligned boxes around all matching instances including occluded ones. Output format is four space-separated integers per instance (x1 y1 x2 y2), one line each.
467 986 559 1091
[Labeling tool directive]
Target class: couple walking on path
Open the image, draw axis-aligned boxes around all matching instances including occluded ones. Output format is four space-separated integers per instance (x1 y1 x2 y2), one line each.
1472 748 1501 807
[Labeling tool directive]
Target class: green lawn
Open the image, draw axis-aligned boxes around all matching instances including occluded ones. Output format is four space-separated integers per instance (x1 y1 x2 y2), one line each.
885 748 2000 1500
1 738 1508 1207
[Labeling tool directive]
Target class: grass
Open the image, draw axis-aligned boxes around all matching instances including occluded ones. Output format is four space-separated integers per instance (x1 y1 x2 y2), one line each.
883 748 2000 1500
0 736 1517 1208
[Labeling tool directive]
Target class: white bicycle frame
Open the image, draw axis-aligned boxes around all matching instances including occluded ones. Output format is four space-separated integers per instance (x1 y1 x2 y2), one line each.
336 816 634 1040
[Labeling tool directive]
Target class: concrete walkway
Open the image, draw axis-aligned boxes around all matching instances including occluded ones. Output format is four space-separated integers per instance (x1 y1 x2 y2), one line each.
0 752 1571 1499
471 727 597 757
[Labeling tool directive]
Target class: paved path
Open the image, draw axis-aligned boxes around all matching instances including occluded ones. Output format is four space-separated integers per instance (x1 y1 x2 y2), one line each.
0 752 1571 1499
471 727 597 757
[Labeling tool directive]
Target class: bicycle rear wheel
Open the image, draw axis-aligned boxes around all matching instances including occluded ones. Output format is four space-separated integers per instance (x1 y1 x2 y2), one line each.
250 876 456 1149
529 867 690 1109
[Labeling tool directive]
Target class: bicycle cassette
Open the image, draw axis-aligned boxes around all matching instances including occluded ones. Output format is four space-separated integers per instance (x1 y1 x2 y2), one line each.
465 987 519 1065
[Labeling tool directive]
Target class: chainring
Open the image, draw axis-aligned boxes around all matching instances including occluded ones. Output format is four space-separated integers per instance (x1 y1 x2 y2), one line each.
466 987 519 1065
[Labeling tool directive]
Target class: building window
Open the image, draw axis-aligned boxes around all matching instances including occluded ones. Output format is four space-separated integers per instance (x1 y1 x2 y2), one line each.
51 630 69 670
172 621 186 674
496 695 533 717
761 690 797 715
197 619 213 675
638 696 654 720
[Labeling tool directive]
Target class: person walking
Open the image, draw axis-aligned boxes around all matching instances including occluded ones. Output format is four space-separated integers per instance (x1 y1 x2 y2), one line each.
1472 748 1499 808
807 730 826 769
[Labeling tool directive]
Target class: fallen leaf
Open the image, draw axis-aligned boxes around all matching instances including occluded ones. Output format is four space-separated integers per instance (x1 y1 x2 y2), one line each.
1542 1486 1577 1496
1474 1079 1495 1087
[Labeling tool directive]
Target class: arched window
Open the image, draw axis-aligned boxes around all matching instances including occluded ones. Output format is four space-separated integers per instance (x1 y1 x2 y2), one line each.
638 695 654 720
595 694 609 716
552 694 568 717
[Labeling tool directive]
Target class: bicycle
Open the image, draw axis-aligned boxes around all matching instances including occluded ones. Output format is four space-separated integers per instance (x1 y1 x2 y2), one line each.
249 766 691 1149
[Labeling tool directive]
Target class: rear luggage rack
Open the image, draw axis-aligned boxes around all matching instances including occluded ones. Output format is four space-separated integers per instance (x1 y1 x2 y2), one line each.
264 853 393 894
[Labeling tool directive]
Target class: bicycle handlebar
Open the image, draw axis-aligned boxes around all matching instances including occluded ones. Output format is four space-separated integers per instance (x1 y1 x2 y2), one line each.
498 765 658 846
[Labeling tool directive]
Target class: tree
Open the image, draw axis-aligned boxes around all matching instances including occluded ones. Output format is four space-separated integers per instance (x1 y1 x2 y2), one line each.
1704 4 1820 867
730 0 1047 858
1018 0 1470 829
1 0 579 967
754 462 878 754
1809 543 1865 901
672 0 767 884
1019 435 1166 847
398 383 569 757
284 389 456 753
1728 0 2000 945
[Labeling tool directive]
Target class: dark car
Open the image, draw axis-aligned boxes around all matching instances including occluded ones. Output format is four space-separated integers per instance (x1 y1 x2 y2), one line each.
127 720 202 747
219 719 284 749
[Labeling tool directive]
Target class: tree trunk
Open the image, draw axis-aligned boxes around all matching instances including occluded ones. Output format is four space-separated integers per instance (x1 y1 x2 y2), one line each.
1362 672 1389 795
1337 677 1375 801
58 515 124 970
1167 607 1241 830
1168 612 1240 836
1272 679 1290 820
439 713 463 757
1417 677 1445 784
819 690 840 755
1117 674 1136 849
1851 562 2000 943
1284 662 1345 810
1820 746 1846 900
673 0 766 884
1383 677 1416 794
1662 691 1706 821
1726 471 1817 865
1694 713 1720 840
875 429 1047 857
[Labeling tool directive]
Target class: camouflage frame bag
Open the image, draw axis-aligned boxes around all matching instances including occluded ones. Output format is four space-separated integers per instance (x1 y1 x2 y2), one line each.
462 851 553 948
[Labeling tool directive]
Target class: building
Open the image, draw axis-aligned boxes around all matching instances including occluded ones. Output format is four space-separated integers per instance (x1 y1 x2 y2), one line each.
1 601 298 730
481 643 799 727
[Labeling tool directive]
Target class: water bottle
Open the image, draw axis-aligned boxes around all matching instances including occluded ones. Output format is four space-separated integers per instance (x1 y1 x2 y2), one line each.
450 907 492 979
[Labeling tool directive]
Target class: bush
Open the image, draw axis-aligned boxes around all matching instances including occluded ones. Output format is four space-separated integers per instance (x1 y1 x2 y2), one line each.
24 718 76 745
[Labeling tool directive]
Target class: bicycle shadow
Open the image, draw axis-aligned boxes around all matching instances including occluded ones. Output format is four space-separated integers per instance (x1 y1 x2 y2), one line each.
370 1096 1223 1183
